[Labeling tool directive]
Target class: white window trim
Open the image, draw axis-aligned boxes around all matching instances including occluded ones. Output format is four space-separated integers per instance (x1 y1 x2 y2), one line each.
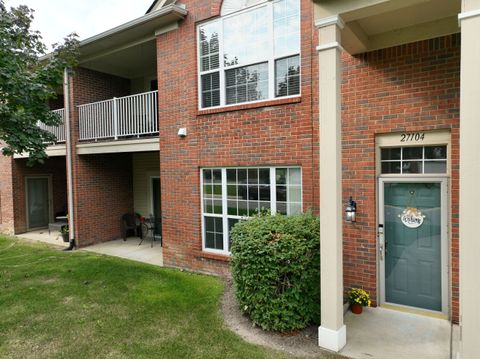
196 0 301 110
380 145 448 175
200 166 303 256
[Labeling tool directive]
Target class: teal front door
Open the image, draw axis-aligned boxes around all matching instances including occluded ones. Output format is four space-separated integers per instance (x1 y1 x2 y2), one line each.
383 182 443 312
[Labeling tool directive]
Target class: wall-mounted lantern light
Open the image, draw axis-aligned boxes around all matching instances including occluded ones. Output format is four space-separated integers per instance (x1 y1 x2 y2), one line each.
345 196 357 223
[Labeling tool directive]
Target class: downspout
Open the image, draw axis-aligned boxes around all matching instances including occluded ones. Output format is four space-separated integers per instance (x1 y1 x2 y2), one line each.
63 67 75 250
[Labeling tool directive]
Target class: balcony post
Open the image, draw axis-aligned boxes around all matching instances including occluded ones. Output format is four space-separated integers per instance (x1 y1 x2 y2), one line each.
113 97 118 140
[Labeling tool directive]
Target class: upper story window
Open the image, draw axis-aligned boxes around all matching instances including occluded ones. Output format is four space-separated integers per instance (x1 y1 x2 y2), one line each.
197 0 300 109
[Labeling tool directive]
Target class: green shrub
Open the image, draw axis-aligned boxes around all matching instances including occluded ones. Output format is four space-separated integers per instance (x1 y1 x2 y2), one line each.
230 212 320 332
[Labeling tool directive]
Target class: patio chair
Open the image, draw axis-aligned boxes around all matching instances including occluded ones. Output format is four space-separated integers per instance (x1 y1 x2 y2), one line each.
139 215 162 247
121 213 139 241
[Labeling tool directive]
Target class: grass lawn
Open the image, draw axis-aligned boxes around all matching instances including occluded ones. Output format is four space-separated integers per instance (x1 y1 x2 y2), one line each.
0 236 337 359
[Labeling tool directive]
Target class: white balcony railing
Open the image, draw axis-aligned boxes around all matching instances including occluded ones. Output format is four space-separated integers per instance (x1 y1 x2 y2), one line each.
38 108 66 143
78 90 158 141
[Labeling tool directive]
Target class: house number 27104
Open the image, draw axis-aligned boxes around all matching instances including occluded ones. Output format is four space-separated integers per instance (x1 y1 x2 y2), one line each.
400 132 425 142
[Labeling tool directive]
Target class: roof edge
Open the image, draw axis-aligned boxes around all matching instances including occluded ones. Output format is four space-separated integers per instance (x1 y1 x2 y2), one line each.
39 4 187 62
80 4 187 47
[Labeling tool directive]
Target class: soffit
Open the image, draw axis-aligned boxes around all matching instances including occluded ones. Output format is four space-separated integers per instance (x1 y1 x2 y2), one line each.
314 0 461 54
74 4 186 79
356 0 460 36
80 40 157 79
78 5 185 61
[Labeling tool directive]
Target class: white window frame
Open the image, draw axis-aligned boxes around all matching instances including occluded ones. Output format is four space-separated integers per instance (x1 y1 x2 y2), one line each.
196 0 301 110
380 145 448 175
200 166 303 255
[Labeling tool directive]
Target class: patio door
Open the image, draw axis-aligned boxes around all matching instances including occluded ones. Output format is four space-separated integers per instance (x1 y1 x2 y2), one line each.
26 177 52 230
378 178 447 313
151 177 161 236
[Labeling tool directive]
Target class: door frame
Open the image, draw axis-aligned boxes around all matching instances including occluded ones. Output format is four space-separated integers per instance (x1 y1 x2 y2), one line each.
149 175 161 238
25 175 54 231
378 176 449 315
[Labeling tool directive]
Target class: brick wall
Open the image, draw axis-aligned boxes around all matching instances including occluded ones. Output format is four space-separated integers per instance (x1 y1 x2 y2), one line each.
341 34 460 322
11 157 67 234
71 153 134 246
68 67 133 247
156 0 317 275
71 67 130 106
156 3 460 320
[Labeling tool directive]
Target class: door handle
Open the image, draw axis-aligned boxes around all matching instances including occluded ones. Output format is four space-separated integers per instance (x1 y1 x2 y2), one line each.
378 224 385 260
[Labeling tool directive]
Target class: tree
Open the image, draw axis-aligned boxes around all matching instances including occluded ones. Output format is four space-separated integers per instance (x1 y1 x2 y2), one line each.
0 0 78 164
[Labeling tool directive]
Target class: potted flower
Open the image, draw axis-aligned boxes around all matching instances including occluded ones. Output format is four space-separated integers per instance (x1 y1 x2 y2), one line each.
347 288 371 314
60 224 69 243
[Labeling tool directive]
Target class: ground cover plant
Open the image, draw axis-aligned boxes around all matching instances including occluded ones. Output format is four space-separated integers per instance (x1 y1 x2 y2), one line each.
0 235 300 359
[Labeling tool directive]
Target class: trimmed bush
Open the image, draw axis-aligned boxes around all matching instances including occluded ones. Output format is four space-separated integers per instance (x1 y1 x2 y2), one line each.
230 212 320 332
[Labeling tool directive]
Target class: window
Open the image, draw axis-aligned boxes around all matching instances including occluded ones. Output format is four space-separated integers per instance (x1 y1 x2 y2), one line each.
197 0 300 109
201 167 302 254
380 146 447 174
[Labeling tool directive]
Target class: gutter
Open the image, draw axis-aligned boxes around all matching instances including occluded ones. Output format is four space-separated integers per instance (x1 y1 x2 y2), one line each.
63 68 76 250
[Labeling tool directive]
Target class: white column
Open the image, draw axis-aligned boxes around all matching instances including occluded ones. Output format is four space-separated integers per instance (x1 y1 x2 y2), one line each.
316 15 346 352
459 2 480 358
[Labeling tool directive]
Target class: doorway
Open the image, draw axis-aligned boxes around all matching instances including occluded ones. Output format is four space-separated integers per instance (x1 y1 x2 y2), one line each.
150 176 161 238
378 178 448 314
26 176 52 230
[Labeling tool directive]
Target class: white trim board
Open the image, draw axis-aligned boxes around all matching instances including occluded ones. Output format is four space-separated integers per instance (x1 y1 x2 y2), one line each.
76 138 159 155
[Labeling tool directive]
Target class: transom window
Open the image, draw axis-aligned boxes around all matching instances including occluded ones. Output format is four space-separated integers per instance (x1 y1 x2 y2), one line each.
381 146 447 174
197 0 300 109
201 167 302 254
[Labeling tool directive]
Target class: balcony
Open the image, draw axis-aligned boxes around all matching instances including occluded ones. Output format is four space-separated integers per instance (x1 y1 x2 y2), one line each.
38 108 66 143
78 90 158 142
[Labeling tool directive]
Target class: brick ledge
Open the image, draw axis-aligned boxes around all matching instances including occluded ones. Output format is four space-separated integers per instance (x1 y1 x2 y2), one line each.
197 96 302 116
194 250 230 262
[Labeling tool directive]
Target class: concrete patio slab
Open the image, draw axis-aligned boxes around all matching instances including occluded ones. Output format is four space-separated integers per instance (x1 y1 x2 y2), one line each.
15 231 162 267
82 238 163 267
341 307 453 359
17 229 69 248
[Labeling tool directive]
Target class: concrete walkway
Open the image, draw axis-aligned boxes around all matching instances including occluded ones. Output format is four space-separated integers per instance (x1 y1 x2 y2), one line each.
82 238 163 267
341 307 455 359
17 230 163 267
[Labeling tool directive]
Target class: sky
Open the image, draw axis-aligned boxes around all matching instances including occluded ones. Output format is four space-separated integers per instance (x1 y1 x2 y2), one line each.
5 0 154 50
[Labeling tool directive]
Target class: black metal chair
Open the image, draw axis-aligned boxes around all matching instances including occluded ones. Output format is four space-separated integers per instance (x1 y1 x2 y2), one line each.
121 213 139 241
139 215 162 247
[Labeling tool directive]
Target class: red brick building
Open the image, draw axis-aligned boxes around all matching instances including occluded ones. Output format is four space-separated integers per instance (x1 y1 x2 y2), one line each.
1 0 479 356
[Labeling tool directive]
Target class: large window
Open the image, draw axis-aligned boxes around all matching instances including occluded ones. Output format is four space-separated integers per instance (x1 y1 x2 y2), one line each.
201 167 302 254
198 0 300 109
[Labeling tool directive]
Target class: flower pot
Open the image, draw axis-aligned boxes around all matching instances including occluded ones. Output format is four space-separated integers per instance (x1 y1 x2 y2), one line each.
351 303 363 314
62 233 69 243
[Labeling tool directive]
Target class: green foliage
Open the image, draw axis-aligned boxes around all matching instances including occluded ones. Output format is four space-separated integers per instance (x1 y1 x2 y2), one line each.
347 288 371 307
0 1 78 165
230 212 320 332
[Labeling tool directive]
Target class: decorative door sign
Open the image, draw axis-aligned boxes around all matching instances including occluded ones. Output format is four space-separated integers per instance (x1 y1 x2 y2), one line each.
399 207 425 228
